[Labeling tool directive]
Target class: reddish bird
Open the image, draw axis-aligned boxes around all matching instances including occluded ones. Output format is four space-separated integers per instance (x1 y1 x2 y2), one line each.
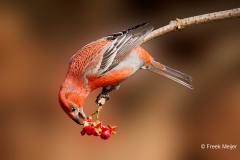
59 22 193 124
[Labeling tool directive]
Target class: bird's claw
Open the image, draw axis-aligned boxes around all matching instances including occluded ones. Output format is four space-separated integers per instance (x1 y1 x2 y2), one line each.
95 94 110 105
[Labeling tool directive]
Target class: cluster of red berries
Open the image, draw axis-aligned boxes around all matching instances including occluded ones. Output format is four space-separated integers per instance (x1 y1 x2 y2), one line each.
80 117 117 140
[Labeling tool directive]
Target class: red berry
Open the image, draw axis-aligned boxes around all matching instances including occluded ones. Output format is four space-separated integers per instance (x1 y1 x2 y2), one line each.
100 129 111 140
83 125 95 135
80 130 85 136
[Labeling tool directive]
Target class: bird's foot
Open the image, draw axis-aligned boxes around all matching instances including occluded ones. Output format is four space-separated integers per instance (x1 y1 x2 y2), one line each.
95 94 110 105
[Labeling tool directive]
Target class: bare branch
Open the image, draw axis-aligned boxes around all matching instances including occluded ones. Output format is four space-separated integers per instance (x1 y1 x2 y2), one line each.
141 8 240 44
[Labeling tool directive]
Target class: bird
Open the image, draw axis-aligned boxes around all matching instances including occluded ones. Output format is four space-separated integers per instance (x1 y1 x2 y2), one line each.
59 22 193 125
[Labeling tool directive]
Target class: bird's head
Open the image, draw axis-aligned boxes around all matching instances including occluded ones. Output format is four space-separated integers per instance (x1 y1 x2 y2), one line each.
59 89 87 125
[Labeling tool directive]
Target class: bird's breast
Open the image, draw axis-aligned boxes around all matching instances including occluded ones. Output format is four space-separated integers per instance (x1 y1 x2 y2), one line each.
87 47 147 91
87 67 134 91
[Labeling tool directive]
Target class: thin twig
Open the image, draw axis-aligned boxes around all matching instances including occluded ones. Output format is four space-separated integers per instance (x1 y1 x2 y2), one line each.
141 8 240 45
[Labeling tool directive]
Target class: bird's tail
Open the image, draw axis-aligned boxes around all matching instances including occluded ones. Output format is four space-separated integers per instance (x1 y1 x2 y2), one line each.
148 60 193 89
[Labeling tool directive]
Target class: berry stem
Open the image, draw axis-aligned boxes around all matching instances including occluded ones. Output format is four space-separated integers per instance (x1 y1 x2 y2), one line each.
96 105 103 120
91 110 98 117
91 97 106 119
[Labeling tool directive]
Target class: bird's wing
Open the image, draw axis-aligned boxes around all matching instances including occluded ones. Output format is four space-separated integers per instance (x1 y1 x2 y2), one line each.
104 22 149 40
97 23 154 76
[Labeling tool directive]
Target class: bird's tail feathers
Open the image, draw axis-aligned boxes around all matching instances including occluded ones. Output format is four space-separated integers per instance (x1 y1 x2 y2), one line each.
148 61 193 89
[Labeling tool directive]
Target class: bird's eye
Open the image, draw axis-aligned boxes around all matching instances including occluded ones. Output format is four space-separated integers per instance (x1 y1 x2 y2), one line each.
70 107 76 112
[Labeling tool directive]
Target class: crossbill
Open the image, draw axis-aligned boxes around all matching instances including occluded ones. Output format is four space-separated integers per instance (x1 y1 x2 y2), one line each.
59 22 192 124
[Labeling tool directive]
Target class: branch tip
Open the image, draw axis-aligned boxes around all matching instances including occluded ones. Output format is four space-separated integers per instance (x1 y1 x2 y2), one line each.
141 8 240 44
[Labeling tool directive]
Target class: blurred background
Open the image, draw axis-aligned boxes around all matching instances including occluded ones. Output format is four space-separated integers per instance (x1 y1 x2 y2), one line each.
0 1 240 160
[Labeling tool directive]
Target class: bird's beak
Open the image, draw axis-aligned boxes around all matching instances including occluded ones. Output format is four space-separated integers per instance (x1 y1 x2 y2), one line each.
72 108 86 125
